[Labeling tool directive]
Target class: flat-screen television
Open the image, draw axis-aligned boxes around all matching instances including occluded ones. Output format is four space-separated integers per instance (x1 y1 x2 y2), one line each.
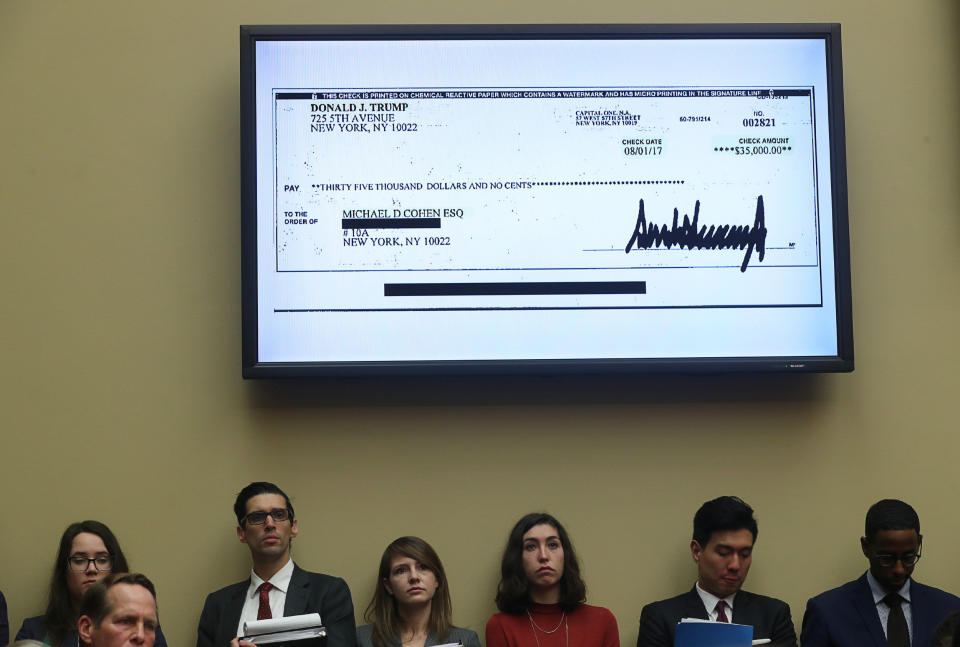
241 23 853 377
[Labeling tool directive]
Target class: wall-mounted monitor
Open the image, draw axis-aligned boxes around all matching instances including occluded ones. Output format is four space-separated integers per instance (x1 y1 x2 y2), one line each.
241 23 853 377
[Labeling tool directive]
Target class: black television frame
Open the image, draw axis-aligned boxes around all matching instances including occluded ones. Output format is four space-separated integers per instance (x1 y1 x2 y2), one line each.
240 23 853 378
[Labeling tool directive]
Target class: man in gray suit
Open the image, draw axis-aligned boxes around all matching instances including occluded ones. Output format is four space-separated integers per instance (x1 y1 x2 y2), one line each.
637 496 797 647
197 482 356 647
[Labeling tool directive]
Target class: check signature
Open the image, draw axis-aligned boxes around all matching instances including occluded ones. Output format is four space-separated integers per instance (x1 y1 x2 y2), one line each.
624 196 767 272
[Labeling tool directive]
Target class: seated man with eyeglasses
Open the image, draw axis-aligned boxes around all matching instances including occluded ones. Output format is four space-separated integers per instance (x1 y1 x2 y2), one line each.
197 482 356 647
801 499 960 647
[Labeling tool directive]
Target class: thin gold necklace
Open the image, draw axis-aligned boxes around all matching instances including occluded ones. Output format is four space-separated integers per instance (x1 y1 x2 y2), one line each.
527 609 568 647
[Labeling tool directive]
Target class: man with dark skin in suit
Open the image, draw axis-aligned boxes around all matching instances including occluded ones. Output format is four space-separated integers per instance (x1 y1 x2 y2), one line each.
801 499 960 647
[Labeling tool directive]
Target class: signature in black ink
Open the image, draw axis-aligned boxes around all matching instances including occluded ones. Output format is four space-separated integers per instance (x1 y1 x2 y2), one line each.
624 196 766 272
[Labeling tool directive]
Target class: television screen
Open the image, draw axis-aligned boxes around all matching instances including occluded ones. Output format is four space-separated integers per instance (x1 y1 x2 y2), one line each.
241 24 853 377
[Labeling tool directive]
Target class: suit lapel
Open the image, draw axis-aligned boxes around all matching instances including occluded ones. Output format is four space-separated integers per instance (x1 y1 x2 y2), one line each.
684 587 710 620
909 581 927 647
226 581 249 639
730 590 772 640
667 589 709 644
731 590 754 626
852 575 889 647
283 564 309 617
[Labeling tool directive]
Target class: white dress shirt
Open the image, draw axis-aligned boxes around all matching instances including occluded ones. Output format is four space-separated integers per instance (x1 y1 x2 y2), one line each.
696 581 738 622
236 558 295 638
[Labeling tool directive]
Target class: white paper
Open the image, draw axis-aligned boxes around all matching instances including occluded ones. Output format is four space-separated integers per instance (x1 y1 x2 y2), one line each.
243 613 323 637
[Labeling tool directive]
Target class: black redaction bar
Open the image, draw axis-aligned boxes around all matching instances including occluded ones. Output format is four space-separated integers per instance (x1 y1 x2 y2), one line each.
342 218 441 229
384 281 647 296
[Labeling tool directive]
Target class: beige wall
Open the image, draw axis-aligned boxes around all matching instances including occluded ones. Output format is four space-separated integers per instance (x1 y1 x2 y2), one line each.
1 0 958 646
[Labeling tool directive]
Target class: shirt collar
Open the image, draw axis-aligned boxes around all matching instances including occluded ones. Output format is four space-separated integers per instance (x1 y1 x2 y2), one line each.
866 570 911 605
249 558 295 597
696 580 737 615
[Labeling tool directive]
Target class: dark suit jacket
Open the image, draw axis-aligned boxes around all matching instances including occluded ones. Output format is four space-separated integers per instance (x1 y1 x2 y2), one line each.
1 589 8 647
197 564 356 647
800 574 960 647
16 614 169 647
637 586 797 647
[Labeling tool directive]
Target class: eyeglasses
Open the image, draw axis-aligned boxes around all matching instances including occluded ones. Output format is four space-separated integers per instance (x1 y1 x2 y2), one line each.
68 555 113 572
242 508 292 526
873 549 921 567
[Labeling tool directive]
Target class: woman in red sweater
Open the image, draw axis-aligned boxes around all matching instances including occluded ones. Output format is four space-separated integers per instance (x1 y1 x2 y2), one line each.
486 512 620 647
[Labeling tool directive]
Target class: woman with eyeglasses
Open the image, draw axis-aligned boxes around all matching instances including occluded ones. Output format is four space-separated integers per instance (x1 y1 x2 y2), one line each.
15 520 167 647
357 536 481 647
486 513 619 647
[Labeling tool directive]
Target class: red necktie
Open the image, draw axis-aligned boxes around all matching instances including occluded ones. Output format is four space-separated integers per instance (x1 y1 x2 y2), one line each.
257 582 273 620
716 600 730 623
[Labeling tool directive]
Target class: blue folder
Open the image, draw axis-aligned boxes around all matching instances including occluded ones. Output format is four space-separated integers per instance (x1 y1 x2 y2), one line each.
674 621 753 647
